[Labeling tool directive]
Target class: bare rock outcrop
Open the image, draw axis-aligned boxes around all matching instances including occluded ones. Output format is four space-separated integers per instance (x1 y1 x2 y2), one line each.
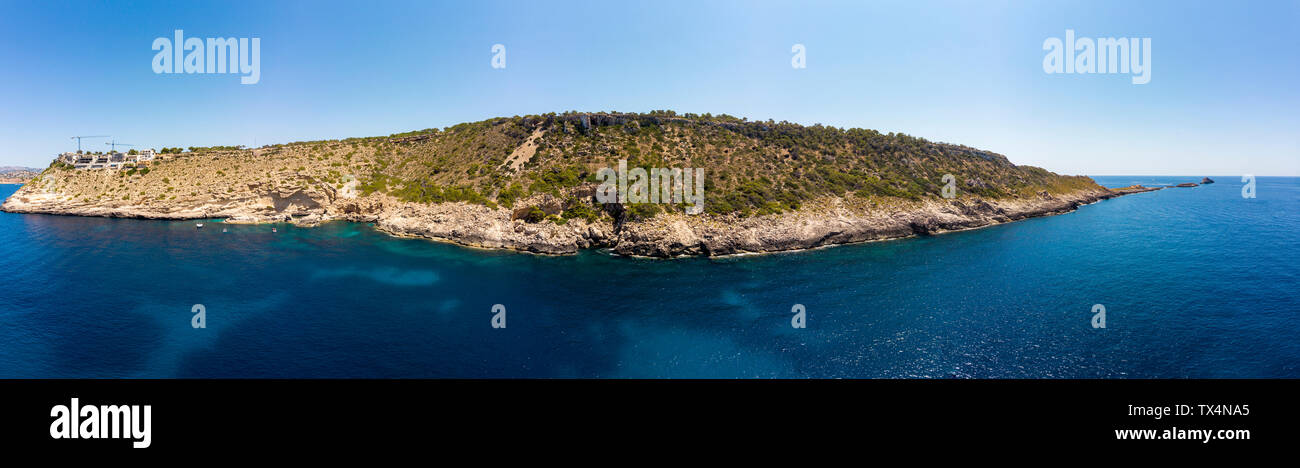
607 187 1130 257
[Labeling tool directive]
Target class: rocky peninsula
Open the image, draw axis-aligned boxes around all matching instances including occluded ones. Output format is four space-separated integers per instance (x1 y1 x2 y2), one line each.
2 112 1162 257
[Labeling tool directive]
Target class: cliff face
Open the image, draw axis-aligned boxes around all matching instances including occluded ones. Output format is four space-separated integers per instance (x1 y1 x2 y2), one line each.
612 188 1131 257
0 179 1138 256
2 112 1156 257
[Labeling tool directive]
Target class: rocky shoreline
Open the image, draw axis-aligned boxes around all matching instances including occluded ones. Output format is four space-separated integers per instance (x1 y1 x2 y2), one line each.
608 185 1159 257
1 177 1162 257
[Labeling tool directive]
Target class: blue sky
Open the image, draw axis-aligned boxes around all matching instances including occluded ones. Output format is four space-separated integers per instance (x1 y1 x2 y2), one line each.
1 0 1296 175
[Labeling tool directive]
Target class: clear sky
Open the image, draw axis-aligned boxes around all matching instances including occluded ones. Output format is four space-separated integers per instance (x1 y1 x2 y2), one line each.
1 0 1296 175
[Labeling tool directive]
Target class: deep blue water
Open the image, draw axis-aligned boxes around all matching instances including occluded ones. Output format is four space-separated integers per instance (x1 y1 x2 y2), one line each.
0 177 1296 378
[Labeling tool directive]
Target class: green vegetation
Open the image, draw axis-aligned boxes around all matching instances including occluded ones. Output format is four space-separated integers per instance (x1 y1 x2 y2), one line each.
521 206 548 223
332 111 1095 219
560 198 601 222
358 172 491 205
625 202 660 220
327 112 1097 219
526 164 588 196
496 183 526 208
188 145 245 153
53 111 1099 224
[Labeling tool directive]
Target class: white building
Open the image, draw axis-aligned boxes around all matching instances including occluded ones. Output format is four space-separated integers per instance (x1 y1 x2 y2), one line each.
68 153 97 169
60 147 154 170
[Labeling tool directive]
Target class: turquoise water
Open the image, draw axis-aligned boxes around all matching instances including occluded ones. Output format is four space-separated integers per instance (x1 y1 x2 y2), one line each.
0 177 1296 378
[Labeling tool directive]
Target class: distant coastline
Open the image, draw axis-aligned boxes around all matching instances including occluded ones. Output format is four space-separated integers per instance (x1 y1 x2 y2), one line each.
0 167 38 185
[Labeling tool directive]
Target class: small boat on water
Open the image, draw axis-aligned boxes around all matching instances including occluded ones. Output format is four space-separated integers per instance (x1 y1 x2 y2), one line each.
195 223 204 229
272 228 277 233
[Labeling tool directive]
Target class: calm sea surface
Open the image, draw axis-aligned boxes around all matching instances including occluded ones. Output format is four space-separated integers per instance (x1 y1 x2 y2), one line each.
0 176 1296 377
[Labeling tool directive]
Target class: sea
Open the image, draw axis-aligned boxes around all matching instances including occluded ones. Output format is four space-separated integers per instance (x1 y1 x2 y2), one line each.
0 176 1296 378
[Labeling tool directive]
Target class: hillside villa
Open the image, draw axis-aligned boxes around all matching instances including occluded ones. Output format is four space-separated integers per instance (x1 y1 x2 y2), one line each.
59 149 157 170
